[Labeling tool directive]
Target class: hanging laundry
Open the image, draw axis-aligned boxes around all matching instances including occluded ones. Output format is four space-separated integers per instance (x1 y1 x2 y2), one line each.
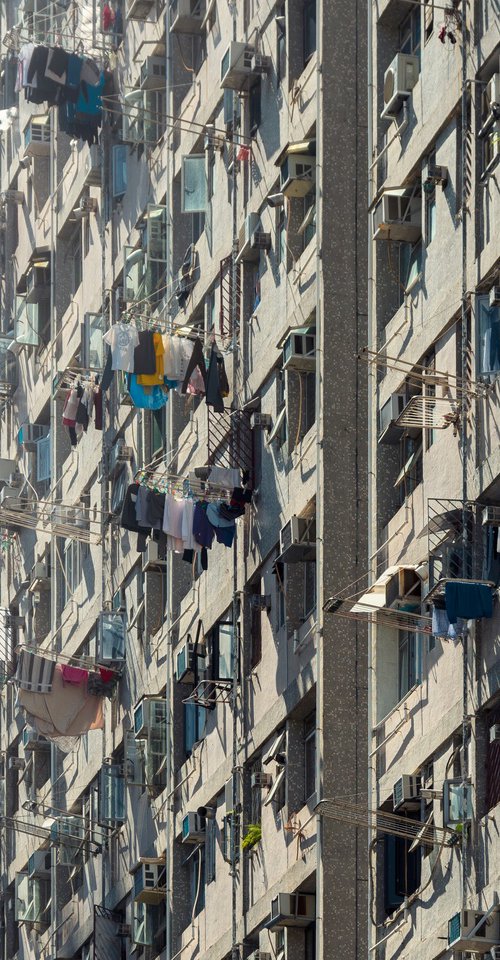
61 665 89 685
194 466 240 489
94 386 103 430
206 502 236 547
205 344 225 413
192 501 215 549
128 374 169 409
26 46 60 105
181 498 198 551
444 580 493 623
103 322 139 372
134 329 157 376
136 485 166 530
162 493 185 551
431 605 466 640
120 482 151 551
181 337 207 395
102 2 114 31
16 43 34 93
45 46 69 86
137 332 165 386
18 664 104 737
15 649 55 693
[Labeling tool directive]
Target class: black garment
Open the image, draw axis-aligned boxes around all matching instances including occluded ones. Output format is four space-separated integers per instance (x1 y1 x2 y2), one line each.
134 330 157 375
231 487 253 507
181 337 207 394
75 384 89 430
120 483 151 536
46 46 69 82
94 388 103 430
101 347 114 392
68 426 77 447
205 344 224 413
26 46 60 104
218 354 229 396
218 502 245 521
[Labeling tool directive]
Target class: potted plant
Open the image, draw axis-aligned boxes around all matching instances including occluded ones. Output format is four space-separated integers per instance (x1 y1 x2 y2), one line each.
242 823 262 851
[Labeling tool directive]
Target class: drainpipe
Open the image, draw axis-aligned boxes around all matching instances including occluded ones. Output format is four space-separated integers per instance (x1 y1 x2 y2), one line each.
366 0 375 955
314 1 323 959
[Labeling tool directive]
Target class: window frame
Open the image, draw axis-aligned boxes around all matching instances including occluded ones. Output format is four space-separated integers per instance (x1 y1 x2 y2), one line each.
304 710 316 801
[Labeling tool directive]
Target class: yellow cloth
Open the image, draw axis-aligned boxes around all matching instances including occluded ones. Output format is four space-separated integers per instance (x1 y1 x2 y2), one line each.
137 332 165 385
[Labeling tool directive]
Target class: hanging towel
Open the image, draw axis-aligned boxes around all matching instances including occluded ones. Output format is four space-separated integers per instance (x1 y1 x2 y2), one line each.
444 580 493 623
61 665 89 685
205 344 225 412
15 649 55 693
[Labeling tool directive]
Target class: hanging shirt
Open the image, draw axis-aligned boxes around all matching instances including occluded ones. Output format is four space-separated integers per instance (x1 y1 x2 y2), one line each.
162 494 185 551
103 322 139 372
134 330 157 375
16 43 35 91
136 332 165 386
444 580 493 623
181 498 198 551
163 334 192 380
62 387 80 425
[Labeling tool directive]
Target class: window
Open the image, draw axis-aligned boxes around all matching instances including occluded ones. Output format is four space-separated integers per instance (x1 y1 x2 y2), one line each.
423 352 436 449
144 89 166 144
98 611 126 662
303 0 316 65
182 155 207 213
384 833 421 913
36 433 51 483
299 192 316 251
486 709 500 811
477 294 500 379
249 78 261 136
304 370 316 435
399 241 422 299
249 580 263 669
207 150 215 202
274 559 286 628
81 312 104 369
398 631 421 700
112 144 127 197
276 4 286 85
212 621 234 680
205 818 216 883
184 701 205 757
190 847 205 916
483 121 500 177
424 150 437 246
100 764 126 824
62 539 83 607
303 560 316 619
399 7 421 59
424 0 434 40
250 758 262 825
111 468 128 514
396 435 422 504
275 368 287 449
276 204 286 266
68 227 82 295
304 711 316 800
151 407 165 457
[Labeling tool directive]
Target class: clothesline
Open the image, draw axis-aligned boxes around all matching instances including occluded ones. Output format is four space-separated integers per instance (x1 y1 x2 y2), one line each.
359 348 488 399
14 643 123 676
135 468 236 502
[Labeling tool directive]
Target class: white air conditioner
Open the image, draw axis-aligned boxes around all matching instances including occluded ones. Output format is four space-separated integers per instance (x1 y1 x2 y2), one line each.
140 56 167 89
109 439 134 477
80 196 98 214
280 154 315 198
170 0 204 34
220 42 257 91
176 640 196 683
236 212 260 262
373 190 421 242
181 811 206 843
489 285 500 308
282 329 316 372
126 0 155 19
479 72 500 137
83 144 101 185
21 423 47 452
9 757 25 771
23 726 44 750
490 723 500 742
28 850 50 878
482 506 500 526
0 486 25 508
448 909 500 952
251 772 272 789
204 124 225 151
30 560 49 590
23 116 50 156
142 539 167 572
378 392 407 444
269 892 316 929
381 53 420 120
392 774 421 811
2 190 24 204
251 53 271 75
248 952 271 960
279 515 316 563
251 412 272 430
133 862 166 903
133 698 166 739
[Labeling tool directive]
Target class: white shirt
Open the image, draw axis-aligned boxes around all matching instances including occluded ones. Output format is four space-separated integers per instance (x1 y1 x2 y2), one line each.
103 323 139 372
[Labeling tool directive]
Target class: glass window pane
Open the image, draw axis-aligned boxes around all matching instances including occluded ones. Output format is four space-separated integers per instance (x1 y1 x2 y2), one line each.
99 612 126 661
478 295 500 376
217 623 233 679
182 155 207 213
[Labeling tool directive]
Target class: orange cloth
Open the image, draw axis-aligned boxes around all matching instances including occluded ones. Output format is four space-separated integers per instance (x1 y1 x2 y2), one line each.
137 332 165 385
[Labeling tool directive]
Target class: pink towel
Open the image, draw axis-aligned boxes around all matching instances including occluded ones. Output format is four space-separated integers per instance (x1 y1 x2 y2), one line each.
61 665 88 685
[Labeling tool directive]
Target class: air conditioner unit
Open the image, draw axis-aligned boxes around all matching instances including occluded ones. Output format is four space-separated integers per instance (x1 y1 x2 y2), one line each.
372 190 421 242
381 53 420 120
423 164 448 190
9 757 25 771
140 56 167 89
482 506 500 526
249 594 271 611
126 0 155 19
251 229 272 252
393 774 421 811
117 922 131 937
80 196 98 214
21 423 47 452
181 811 206 843
2 190 24 204
176 640 197 683
479 72 500 137
30 560 49 591
251 772 272 789
8 472 24 488
269 892 316 929
489 285 500 308
204 124 224 151
170 0 204 33
142 539 167 572
236 212 261 262
28 850 50 878
0 486 25 508
109 439 134 477
24 116 50 156
282 329 316 372
83 144 101 185
251 412 272 430
280 154 315 198
279 515 316 563
378 392 407 444
26 263 50 303
133 698 166 739
248 952 271 960
251 53 271 75
490 723 500 742
133 862 166 903
220 42 257 92
23 726 45 750
448 910 500 952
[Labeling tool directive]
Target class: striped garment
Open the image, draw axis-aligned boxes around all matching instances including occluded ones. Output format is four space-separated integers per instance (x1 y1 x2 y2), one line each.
15 649 55 693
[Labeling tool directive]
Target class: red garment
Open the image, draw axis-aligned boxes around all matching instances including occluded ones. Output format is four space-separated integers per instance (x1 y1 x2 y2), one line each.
102 3 114 30
99 667 114 683
61 665 88 685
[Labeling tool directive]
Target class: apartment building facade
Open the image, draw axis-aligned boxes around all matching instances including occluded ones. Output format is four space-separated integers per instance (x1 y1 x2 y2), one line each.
359 0 500 957
0 2 367 960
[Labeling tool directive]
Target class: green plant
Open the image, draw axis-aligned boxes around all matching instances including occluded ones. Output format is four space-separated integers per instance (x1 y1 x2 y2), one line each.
242 823 262 850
